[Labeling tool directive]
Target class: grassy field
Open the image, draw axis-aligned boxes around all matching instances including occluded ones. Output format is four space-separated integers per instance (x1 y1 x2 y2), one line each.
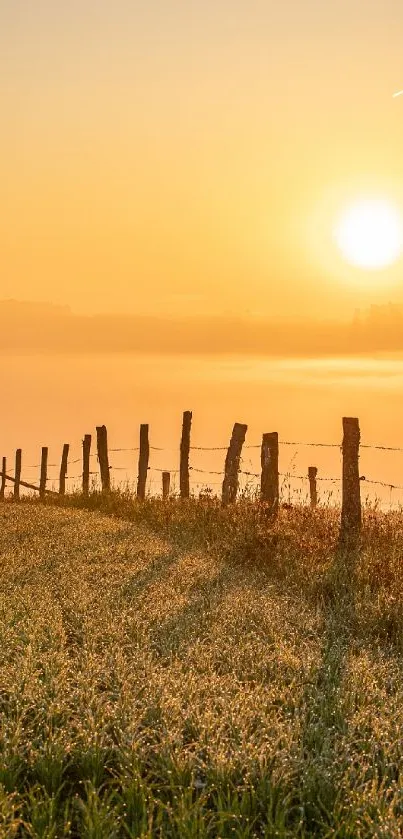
2 496 403 837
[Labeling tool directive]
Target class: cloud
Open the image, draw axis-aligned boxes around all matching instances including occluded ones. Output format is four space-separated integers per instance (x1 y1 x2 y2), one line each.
1 299 403 356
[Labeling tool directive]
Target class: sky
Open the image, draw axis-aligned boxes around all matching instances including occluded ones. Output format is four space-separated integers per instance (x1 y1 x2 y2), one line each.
2 0 403 319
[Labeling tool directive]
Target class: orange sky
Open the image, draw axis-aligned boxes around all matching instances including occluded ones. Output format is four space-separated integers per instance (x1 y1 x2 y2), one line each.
2 0 403 318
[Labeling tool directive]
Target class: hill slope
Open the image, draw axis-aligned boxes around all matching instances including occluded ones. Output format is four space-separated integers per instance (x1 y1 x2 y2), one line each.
1 503 403 837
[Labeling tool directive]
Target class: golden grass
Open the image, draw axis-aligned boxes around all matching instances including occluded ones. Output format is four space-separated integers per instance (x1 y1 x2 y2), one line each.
1 498 403 836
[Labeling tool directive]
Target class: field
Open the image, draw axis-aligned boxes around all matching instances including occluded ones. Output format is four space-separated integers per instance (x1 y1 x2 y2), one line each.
2 496 403 837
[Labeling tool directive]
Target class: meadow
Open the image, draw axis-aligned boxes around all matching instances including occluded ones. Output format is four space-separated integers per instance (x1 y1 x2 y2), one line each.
2 493 403 837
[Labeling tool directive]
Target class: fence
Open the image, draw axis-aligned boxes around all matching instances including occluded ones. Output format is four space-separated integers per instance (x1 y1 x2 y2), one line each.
2 412 403 543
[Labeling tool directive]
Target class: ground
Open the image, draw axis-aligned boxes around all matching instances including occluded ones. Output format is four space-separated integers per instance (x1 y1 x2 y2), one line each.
1 501 403 837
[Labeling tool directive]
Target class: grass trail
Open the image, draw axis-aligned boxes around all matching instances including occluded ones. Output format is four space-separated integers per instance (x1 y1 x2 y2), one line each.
1 502 403 836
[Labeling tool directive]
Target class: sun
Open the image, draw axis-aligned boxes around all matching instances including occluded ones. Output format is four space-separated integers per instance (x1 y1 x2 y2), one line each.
334 198 403 270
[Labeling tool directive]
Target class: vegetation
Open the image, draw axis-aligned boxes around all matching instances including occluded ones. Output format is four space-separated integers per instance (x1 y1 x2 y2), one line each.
2 493 403 837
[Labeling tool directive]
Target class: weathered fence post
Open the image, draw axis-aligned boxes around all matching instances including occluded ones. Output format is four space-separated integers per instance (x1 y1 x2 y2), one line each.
222 423 247 506
180 410 192 499
0 457 6 500
340 417 361 545
82 434 91 497
96 425 110 492
59 444 69 496
39 447 48 499
308 466 318 508
14 449 22 500
260 432 279 515
162 471 170 499
137 424 150 500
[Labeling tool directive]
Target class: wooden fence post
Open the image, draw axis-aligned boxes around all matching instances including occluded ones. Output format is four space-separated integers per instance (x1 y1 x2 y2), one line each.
0 457 6 500
340 417 361 544
59 444 69 496
82 434 91 497
162 471 170 499
137 424 150 500
14 449 22 500
308 466 318 508
260 432 279 515
39 447 48 500
180 410 192 499
96 425 110 492
222 423 247 506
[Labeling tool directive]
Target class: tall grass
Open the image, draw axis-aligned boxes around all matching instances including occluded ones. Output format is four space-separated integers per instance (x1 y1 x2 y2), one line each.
2 494 403 836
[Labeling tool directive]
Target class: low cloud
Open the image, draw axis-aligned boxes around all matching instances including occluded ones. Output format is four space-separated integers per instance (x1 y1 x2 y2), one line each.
1 299 403 356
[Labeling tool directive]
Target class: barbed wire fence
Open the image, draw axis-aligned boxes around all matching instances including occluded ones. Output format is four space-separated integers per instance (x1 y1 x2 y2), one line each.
3 442 403 493
1 415 403 541
0 452 392 507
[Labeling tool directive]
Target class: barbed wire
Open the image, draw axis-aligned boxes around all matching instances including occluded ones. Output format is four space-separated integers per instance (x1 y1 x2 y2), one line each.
191 440 403 452
279 441 340 449
190 466 224 476
8 460 403 491
360 477 403 491
5 469 403 502
190 441 342 451
12 437 403 473
39 467 403 495
109 447 139 453
149 467 179 475
109 446 164 453
360 444 403 452
23 463 59 469
190 446 227 451
6 431 403 503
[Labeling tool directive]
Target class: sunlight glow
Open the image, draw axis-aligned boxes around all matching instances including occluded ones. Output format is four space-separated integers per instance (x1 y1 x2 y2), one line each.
334 199 403 270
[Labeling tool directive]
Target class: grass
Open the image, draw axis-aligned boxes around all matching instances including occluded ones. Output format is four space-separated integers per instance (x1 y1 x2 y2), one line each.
2 492 403 836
